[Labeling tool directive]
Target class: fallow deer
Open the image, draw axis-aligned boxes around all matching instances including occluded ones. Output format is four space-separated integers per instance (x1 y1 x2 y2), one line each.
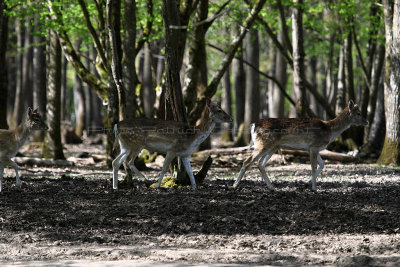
0 107 48 191
233 100 368 191
112 99 232 191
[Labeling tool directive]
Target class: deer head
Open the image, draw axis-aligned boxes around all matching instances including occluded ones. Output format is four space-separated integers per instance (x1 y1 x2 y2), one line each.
347 100 368 126
27 107 49 131
206 98 233 123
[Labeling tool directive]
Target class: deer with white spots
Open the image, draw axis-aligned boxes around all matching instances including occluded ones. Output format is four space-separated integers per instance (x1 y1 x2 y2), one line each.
112 99 232 191
233 100 368 191
0 108 48 192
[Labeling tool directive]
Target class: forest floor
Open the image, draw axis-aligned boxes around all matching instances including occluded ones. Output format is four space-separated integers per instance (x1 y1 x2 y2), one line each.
1 140 400 266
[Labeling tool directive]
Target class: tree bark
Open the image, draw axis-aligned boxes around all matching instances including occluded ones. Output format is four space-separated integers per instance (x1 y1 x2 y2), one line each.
233 38 245 131
33 14 47 140
162 0 188 123
0 0 8 129
221 66 233 141
43 30 65 160
243 29 260 143
13 18 24 125
378 0 400 165
292 0 307 118
123 0 139 120
269 31 286 118
142 42 155 117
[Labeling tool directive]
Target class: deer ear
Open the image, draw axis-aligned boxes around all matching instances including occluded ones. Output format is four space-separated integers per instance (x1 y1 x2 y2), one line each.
27 107 33 117
348 99 354 109
206 98 211 106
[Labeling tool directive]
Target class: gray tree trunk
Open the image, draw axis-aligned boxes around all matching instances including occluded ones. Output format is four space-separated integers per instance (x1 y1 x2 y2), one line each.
0 0 8 129
33 15 47 140
142 42 155 117
292 0 307 117
43 29 65 160
233 39 245 132
123 0 139 120
336 44 346 113
13 18 24 125
269 30 287 118
244 29 260 143
378 0 400 164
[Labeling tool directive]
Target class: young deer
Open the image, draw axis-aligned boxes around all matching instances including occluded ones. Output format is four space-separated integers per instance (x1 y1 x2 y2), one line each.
112 99 232 191
233 100 368 191
0 107 48 192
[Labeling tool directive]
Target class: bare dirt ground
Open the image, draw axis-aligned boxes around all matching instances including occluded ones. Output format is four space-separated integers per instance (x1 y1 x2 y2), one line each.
1 141 400 266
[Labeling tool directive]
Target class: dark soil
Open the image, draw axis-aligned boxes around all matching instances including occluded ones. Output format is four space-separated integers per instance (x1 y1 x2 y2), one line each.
1 157 400 266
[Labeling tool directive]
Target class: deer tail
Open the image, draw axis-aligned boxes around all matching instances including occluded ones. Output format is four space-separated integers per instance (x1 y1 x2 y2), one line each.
249 123 256 149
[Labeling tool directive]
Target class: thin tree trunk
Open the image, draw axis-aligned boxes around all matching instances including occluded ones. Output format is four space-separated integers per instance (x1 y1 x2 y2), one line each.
292 0 308 118
123 0 139 120
43 30 65 160
243 29 260 143
233 38 245 132
13 18 24 125
33 15 46 140
221 67 233 141
336 44 346 113
270 28 287 118
0 0 8 129
142 42 155 117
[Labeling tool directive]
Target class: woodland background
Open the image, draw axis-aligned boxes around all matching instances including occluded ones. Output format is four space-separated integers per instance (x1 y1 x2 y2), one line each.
0 0 399 167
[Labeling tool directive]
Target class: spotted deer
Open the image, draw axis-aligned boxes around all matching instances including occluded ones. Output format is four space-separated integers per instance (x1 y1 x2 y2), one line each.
233 100 368 191
0 108 48 191
112 99 233 191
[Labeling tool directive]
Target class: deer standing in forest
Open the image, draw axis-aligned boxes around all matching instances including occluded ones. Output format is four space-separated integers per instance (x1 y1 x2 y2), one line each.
233 100 368 191
112 99 232 191
0 108 48 192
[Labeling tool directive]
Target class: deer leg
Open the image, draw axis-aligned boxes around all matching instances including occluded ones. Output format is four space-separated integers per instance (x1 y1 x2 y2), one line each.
181 157 196 191
315 154 324 178
233 149 265 189
125 149 146 180
112 148 130 189
156 152 175 188
257 151 274 189
0 162 3 192
310 150 318 191
2 158 21 188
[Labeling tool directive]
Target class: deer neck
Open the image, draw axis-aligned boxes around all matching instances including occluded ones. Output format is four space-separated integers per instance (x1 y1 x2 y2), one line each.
14 119 33 146
184 116 215 153
326 107 351 142
194 116 215 144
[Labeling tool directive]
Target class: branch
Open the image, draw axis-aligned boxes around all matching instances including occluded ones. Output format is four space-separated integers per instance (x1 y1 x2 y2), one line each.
78 0 108 69
208 43 296 107
47 0 108 99
188 0 267 119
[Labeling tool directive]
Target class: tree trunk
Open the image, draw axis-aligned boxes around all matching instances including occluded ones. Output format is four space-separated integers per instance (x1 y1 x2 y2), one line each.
33 14 47 140
233 38 245 132
21 17 33 111
269 28 287 118
292 0 307 118
0 0 8 129
221 66 233 141
336 44 346 113
162 0 188 123
142 42 155 117
123 0 139 120
378 0 400 165
13 18 24 125
243 29 260 143
43 30 65 160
